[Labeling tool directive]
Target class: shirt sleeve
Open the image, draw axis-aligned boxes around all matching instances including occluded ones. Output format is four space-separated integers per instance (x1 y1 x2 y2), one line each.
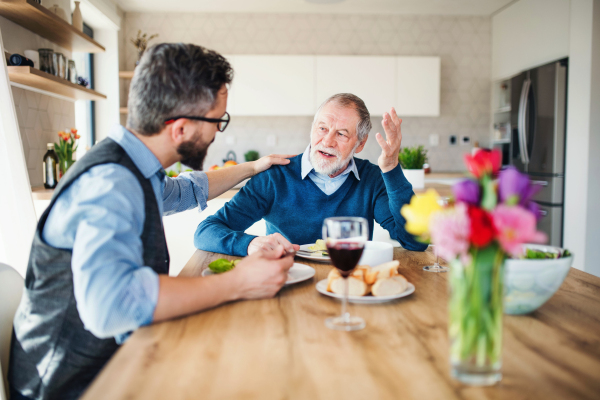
194 171 273 256
373 164 428 251
43 164 160 340
162 171 209 216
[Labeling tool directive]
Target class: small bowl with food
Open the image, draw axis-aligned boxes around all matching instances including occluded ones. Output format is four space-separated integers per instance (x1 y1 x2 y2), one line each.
504 244 573 315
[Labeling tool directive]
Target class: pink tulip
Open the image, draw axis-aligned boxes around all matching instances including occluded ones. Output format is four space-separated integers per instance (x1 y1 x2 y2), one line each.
429 202 471 263
492 205 547 257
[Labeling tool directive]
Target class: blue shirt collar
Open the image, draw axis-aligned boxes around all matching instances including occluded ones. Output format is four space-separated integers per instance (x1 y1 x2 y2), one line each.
108 125 164 179
301 144 360 181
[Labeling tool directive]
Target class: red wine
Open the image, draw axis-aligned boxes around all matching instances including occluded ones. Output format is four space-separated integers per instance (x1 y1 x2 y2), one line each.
327 242 364 277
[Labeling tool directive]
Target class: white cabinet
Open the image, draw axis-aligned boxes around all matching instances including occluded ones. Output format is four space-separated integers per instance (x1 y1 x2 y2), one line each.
228 55 315 116
396 57 440 116
225 55 440 117
316 56 396 116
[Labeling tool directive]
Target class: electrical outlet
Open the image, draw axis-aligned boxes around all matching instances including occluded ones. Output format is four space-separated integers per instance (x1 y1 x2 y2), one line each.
449 135 457 146
461 136 471 145
266 135 277 147
429 134 439 147
225 135 236 145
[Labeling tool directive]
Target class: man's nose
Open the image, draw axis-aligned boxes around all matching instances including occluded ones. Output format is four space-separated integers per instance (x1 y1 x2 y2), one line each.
321 130 337 147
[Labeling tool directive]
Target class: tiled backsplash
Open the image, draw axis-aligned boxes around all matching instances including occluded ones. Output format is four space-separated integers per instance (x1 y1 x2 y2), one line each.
11 87 76 187
121 13 491 171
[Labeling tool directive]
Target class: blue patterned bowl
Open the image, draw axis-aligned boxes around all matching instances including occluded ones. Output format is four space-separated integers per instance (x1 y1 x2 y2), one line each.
503 244 573 315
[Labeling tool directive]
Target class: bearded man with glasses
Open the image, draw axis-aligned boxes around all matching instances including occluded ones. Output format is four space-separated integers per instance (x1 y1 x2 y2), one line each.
8 43 294 400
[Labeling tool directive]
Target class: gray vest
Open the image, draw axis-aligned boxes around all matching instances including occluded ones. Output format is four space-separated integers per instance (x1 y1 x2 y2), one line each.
9 138 170 400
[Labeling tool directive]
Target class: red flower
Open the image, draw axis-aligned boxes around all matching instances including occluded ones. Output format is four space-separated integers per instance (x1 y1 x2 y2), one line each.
468 206 495 247
464 149 502 179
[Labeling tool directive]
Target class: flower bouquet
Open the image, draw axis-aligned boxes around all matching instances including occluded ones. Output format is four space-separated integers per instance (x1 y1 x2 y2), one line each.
401 149 546 385
55 128 80 177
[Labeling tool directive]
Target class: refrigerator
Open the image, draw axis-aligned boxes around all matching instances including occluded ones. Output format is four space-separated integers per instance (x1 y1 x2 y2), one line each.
509 58 568 247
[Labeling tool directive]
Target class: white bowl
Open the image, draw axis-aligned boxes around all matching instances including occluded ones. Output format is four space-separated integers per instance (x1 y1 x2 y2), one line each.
504 244 573 315
358 241 394 267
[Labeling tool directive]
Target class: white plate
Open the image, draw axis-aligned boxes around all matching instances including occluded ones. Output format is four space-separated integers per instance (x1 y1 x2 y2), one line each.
296 244 331 262
315 279 415 304
202 263 315 286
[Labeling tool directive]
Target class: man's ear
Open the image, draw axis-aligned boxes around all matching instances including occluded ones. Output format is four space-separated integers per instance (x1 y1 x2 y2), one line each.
354 136 368 154
168 119 188 144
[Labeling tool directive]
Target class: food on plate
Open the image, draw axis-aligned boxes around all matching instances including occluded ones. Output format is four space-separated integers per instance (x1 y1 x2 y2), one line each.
223 160 238 167
208 258 241 273
372 275 408 297
308 239 327 251
521 248 571 259
326 261 408 297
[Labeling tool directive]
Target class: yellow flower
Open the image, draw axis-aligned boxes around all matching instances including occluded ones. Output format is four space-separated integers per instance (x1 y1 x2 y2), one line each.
400 189 443 236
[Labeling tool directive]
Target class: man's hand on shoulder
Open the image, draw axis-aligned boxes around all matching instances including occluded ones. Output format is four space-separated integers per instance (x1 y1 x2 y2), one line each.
375 107 403 173
230 245 294 299
248 233 300 255
252 154 296 176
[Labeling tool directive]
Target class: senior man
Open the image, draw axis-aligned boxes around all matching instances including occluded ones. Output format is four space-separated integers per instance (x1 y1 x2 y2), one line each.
194 93 427 256
9 44 295 400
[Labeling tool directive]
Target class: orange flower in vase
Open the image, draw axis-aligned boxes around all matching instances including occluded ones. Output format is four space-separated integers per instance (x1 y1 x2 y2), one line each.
55 128 79 178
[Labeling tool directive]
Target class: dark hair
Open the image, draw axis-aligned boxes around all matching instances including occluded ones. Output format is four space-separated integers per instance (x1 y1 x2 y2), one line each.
313 93 372 141
126 43 233 136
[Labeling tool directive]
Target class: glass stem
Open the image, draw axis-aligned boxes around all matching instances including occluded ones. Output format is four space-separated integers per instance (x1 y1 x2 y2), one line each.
342 276 349 322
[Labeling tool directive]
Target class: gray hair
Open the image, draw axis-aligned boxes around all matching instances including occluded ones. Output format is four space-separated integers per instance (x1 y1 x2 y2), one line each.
127 43 233 136
312 93 372 141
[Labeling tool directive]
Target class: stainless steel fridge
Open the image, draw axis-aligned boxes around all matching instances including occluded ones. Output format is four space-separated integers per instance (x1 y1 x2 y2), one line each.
510 58 568 247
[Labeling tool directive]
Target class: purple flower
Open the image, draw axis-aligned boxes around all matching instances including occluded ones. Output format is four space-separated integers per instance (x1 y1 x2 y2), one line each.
498 166 543 219
452 179 480 205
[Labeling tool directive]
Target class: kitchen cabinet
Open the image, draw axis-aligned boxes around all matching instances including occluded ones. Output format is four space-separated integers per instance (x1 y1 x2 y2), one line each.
316 56 396 116
396 57 440 116
228 55 315 116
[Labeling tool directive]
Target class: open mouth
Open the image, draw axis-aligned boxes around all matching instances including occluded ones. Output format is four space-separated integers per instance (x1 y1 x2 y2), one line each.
318 150 337 158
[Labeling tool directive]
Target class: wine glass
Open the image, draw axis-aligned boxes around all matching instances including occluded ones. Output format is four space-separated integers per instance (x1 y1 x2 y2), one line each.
423 245 449 273
322 217 368 331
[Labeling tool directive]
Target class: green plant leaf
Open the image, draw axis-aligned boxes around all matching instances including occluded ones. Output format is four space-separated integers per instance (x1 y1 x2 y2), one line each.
398 145 428 169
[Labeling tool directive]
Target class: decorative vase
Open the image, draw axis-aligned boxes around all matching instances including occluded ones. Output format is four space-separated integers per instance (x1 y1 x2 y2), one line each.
403 168 425 189
72 1 83 31
448 243 505 386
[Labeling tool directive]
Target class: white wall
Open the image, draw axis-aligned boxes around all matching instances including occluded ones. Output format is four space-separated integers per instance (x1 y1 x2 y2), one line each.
93 28 120 142
564 0 600 275
492 0 570 80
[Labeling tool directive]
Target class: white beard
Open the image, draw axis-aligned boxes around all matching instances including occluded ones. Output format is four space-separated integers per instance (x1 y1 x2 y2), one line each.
310 144 357 177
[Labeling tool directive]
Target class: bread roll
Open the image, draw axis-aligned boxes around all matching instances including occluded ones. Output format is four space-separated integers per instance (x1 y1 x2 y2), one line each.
365 261 400 284
329 277 371 296
371 274 408 297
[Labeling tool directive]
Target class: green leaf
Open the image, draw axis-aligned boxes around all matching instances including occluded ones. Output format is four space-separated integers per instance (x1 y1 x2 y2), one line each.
398 145 428 169
208 258 236 273
480 175 497 211
505 194 519 206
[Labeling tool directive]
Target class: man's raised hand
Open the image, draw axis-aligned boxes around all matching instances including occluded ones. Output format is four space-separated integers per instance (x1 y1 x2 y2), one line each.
375 107 403 173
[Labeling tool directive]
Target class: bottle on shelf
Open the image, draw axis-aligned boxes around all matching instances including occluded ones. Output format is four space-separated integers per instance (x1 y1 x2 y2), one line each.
43 143 59 189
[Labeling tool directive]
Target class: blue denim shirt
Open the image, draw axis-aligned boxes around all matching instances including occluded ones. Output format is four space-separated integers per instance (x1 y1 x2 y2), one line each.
300 145 359 195
42 125 209 343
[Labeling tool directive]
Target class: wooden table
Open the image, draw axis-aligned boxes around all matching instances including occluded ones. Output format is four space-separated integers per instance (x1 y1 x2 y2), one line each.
82 248 600 400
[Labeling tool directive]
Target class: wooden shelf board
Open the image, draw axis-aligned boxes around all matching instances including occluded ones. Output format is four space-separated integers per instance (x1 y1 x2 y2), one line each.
119 71 134 79
119 107 128 114
8 66 106 101
0 0 105 53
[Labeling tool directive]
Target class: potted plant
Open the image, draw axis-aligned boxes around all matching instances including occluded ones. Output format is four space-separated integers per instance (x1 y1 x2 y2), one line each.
398 145 428 189
55 128 80 177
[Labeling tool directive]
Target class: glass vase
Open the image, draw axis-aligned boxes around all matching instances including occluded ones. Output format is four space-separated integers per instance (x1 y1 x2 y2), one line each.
448 243 505 386
59 158 74 178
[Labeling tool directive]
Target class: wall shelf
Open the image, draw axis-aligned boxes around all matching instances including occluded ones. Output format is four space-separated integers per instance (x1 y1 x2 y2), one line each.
0 0 105 53
119 71 134 79
8 66 107 100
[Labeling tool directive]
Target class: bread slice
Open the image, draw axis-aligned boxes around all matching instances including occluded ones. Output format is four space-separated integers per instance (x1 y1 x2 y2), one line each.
371 274 408 297
364 261 400 284
329 277 371 296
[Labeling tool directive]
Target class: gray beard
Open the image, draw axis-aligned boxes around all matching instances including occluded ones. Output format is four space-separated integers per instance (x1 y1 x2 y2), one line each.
310 145 357 177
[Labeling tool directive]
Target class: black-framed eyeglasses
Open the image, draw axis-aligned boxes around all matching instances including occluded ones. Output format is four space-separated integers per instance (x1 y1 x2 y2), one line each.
164 111 230 132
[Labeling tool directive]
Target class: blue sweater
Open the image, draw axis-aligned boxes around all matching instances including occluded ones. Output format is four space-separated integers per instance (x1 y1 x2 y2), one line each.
194 155 427 256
